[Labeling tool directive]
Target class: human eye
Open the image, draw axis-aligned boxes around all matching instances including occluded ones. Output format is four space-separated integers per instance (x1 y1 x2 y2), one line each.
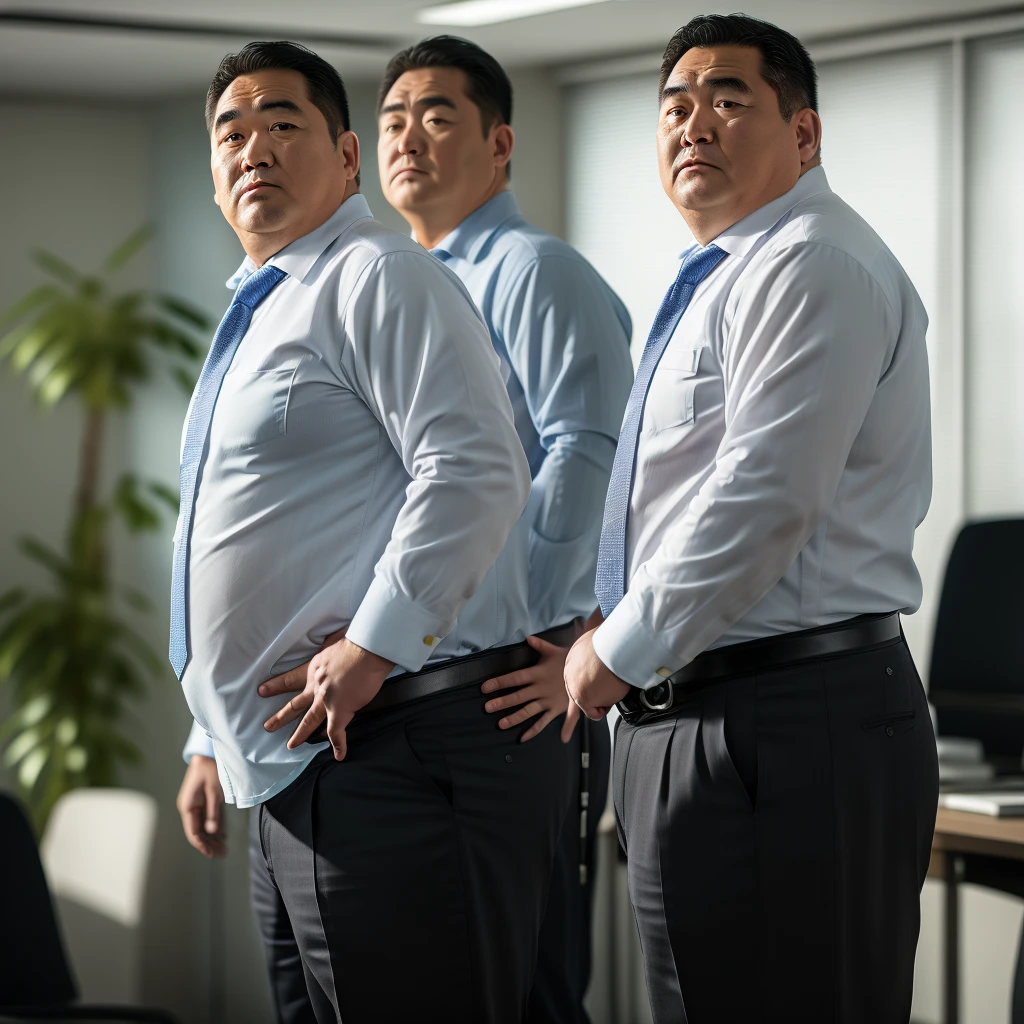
269 121 296 132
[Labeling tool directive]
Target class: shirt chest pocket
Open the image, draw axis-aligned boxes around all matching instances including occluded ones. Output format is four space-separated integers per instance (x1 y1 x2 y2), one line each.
645 344 704 434
214 366 297 451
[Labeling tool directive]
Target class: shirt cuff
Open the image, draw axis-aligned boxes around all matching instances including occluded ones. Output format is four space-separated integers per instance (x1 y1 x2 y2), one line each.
592 590 682 690
346 576 452 673
182 719 215 764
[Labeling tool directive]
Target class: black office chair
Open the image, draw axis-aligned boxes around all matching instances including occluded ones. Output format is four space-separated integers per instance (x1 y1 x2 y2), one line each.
930 518 1024 761
0 792 178 1024
929 519 1024 1023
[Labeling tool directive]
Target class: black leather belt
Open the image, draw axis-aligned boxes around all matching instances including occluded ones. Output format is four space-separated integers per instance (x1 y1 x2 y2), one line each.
616 612 902 726
307 619 582 742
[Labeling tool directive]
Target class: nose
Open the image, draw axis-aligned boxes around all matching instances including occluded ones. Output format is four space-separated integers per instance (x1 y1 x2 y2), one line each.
242 130 274 171
682 104 715 149
397 123 423 157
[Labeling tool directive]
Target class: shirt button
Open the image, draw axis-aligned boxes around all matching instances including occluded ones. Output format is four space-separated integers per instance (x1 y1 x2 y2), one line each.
886 726 894 737
656 667 672 678
505 754 513 763
423 635 436 646
886 667 893 676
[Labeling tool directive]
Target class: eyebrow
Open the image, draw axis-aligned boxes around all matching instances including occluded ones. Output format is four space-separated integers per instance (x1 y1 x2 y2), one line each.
214 98 303 131
379 94 458 116
661 77 753 102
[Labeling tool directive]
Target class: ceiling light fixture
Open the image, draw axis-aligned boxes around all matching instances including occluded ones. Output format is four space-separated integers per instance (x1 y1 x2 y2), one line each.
417 0 613 28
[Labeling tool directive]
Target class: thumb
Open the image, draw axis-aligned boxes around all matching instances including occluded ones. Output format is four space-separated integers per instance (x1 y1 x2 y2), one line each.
204 781 223 835
562 700 581 743
527 634 564 656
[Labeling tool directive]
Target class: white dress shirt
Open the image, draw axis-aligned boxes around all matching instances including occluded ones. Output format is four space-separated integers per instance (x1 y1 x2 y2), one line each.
593 166 932 690
180 195 531 806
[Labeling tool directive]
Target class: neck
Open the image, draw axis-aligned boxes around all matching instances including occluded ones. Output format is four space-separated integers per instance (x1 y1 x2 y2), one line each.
684 158 820 247
244 181 359 267
404 176 507 251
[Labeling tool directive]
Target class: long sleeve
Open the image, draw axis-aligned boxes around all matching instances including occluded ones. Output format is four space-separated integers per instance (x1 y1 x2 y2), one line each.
501 255 633 628
343 251 532 671
593 242 901 688
182 719 215 763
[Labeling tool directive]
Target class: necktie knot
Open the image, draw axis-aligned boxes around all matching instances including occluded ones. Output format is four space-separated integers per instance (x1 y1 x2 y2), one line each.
678 243 726 286
236 264 286 309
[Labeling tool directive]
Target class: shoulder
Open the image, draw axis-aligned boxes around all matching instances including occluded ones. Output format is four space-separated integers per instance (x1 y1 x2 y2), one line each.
755 189 918 315
490 218 621 309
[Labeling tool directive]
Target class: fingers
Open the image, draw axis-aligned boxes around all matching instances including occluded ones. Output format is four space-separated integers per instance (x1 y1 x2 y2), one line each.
526 633 566 656
519 709 559 743
263 689 315 732
258 661 310 698
484 684 541 712
584 705 610 721
181 796 226 859
481 666 537 695
560 703 580 743
287 695 327 750
497 700 545 730
327 708 354 762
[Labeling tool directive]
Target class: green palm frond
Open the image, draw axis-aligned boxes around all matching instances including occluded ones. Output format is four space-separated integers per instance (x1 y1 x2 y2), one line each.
0 227 210 831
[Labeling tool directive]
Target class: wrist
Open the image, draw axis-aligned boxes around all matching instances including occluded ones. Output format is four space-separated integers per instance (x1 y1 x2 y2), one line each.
340 638 395 679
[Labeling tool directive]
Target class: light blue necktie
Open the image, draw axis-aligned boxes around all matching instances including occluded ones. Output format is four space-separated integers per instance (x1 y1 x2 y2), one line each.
169 264 286 679
594 243 727 618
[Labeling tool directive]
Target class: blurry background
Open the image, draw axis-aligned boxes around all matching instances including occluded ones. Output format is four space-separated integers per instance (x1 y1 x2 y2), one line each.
1 0 1023 1021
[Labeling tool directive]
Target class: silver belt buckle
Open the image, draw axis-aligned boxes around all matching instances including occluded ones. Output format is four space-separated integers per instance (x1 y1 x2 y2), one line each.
638 679 674 713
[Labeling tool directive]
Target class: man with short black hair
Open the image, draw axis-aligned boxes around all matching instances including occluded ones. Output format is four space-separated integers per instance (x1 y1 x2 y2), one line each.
564 13 938 1022
377 36 633 1024
173 39 573 1024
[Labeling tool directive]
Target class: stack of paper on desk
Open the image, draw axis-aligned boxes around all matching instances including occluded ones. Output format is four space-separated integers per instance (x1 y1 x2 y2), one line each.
939 792 1024 817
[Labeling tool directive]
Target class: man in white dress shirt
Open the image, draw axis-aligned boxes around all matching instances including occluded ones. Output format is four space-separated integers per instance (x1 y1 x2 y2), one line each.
564 14 939 1023
172 41 573 1023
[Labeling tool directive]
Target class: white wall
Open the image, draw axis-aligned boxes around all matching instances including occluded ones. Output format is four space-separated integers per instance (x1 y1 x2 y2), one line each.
0 66 565 1021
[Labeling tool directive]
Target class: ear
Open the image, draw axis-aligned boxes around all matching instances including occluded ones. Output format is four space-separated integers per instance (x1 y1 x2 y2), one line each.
794 108 822 166
339 130 361 182
492 123 514 170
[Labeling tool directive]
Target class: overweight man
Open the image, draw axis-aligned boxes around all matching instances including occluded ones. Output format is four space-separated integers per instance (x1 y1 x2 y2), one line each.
565 13 939 1023
377 36 632 1024
173 40 572 1024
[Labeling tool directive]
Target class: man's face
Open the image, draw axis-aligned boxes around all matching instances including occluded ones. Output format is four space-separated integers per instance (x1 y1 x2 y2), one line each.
211 69 356 248
657 44 815 226
377 66 510 223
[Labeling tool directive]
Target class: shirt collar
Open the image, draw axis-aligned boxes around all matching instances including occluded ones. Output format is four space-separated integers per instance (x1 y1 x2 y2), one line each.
225 193 374 290
705 165 831 260
429 190 521 263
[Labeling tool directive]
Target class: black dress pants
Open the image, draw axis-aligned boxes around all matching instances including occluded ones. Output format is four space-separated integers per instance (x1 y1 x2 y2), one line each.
251 679 574 1024
614 634 939 1024
527 717 611 1024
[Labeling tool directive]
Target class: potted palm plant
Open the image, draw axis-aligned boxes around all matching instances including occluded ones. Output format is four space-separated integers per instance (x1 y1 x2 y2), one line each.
0 228 209 829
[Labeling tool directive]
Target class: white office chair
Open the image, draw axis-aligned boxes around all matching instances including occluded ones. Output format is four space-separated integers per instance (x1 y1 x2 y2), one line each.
41 788 159 1004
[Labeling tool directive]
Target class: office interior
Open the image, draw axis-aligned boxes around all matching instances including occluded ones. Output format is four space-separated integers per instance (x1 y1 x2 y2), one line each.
0 0 1022 1021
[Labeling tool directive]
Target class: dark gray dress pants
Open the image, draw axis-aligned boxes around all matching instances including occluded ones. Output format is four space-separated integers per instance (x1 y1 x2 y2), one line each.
614 634 939 1024
251 679 574 1024
527 717 611 1024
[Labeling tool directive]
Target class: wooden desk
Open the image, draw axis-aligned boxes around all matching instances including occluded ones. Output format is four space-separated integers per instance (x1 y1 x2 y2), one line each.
929 808 1024 1024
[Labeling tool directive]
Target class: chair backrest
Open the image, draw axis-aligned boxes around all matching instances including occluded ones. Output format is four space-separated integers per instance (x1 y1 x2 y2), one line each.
929 519 1024 757
0 791 77 1006
41 788 158 929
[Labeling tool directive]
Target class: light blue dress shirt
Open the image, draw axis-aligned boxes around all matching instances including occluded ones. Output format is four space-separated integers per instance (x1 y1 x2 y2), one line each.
430 191 633 632
180 195 532 805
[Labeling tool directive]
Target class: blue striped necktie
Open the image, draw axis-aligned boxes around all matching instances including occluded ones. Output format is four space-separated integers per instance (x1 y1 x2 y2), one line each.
594 243 727 618
168 264 286 680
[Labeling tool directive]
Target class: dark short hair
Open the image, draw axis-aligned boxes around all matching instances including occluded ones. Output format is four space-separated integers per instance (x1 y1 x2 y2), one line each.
660 13 817 120
377 35 513 133
206 40 351 143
